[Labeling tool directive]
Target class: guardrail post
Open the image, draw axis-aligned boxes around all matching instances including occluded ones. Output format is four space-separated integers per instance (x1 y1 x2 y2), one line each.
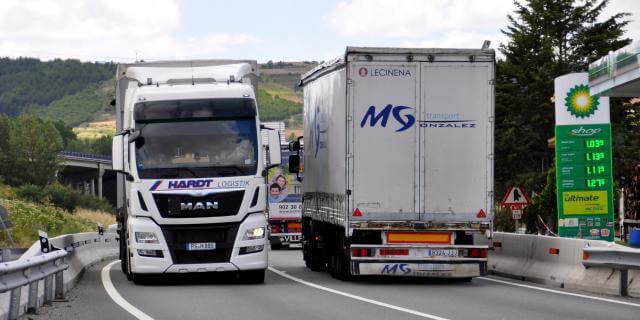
27 281 38 313
619 269 629 297
43 275 53 304
54 271 64 300
8 288 21 320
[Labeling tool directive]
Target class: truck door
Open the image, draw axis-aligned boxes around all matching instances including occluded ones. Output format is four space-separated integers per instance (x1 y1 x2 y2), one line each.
350 62 420 221
419 62 492 222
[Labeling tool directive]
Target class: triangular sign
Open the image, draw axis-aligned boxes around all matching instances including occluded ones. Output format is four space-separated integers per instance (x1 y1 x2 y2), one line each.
477 209 486 218
353 208 362 217
501 186 531 205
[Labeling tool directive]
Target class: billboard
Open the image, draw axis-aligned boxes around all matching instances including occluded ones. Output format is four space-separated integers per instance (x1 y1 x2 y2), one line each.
267 148 302 220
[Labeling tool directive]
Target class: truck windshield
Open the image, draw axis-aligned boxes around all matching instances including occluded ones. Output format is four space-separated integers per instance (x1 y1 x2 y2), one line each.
134 119 258 179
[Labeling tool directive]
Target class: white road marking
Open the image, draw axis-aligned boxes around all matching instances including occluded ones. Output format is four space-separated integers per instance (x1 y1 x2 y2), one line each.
101 260 155 320
268 266 450 320
479 276 640 308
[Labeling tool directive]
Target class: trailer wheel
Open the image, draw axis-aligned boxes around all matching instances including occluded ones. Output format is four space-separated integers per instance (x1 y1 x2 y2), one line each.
336 250 354 281
308 238 325 271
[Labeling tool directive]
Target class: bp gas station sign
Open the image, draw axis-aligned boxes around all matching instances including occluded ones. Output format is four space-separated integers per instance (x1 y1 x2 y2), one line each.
554 73 614 241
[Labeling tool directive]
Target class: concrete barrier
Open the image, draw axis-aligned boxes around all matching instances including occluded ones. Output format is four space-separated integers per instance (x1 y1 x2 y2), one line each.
0 226 118 319
479 232 640 298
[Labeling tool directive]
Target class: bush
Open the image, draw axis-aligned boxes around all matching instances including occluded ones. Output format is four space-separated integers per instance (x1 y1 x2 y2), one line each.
493 205 516 232
43 183 81 212
15 184 46 203
78 193 114 213
0 198 98 247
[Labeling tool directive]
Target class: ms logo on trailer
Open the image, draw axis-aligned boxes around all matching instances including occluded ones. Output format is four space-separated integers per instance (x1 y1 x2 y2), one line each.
381 263 412 275
360 104 415 132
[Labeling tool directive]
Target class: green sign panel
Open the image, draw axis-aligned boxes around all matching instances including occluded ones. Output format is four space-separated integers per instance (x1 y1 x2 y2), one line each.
555 124 614 241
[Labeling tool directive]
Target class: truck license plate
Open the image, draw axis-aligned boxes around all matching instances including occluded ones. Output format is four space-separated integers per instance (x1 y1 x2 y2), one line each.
186 242 216 251
429 249 459 257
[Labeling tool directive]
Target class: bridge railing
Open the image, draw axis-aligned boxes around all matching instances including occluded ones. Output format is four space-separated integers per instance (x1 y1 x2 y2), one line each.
60 150 111 162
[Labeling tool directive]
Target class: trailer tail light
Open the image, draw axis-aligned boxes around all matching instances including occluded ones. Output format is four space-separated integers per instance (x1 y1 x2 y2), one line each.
351 248 373 257
386 232 451 244
379 249 409 256
469 248 487 258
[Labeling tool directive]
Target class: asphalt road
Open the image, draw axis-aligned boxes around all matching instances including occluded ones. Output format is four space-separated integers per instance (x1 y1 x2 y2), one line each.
29 250 640 320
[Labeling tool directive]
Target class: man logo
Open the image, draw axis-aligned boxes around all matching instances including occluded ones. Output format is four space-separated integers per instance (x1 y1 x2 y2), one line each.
359 67 368 77
180 201 218 211
360 104 415 132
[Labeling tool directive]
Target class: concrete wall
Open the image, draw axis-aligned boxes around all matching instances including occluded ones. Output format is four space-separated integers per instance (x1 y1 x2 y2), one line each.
479 232 640 297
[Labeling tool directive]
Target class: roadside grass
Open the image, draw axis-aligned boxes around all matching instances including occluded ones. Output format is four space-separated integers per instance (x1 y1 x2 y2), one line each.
73 120 115 140
0 185 115 248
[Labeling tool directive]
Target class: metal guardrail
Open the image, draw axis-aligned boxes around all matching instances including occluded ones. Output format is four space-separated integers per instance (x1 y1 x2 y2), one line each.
0 230 117 320
0 250 68 319
582 246 640 296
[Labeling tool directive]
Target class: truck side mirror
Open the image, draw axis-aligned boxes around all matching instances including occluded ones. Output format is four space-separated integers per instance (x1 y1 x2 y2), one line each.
267 130 281 168
288 136 303 152
289 154 300 173
112 135 125 172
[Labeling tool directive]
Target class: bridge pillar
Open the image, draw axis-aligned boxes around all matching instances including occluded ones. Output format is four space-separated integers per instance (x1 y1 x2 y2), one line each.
98 164 104 199
90 179 95 196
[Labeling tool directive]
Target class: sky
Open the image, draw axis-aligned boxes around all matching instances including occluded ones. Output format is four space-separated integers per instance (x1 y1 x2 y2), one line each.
0 0 638 63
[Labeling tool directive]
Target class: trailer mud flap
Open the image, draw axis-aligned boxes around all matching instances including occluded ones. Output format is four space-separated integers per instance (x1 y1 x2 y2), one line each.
355 262 481 278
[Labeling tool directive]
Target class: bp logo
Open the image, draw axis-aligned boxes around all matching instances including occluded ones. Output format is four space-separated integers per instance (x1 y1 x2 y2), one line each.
565 84 599 118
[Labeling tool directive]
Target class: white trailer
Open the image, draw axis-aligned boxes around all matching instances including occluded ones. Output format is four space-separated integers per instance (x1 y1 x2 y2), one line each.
112 60 282 284
289 47 494 279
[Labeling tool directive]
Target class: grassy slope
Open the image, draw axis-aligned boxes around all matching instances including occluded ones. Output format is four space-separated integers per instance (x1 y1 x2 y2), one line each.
29 79 114 127
0 184 115 247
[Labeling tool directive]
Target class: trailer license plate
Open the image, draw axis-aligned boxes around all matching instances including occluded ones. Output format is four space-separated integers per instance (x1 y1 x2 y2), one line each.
186 242 216 251
429 249 459 257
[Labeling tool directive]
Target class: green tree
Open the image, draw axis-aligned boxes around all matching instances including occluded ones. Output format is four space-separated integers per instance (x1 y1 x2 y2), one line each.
52 120 77 148
495 0 631 230
0 116 13 181
9 116 63 186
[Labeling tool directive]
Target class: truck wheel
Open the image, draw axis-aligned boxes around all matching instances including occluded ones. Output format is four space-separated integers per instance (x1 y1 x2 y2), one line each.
126 248 134 282
241 270 265 284
119 227 128 276
336 251 354 281
308 239 325 271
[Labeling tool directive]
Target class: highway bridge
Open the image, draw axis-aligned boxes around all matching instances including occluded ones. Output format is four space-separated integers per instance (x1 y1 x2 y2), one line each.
59 151 116 206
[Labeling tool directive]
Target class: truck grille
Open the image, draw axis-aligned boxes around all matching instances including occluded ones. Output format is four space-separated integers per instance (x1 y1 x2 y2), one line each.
153 191 245 218
161 223 240 264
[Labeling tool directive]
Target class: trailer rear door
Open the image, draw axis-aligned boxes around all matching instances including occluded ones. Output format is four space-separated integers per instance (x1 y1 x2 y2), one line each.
420 62 493 222
350 62 420 221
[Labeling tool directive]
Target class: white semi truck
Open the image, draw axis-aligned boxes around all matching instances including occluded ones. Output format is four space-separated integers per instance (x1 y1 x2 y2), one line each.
111 60 281 283
289 47 494 279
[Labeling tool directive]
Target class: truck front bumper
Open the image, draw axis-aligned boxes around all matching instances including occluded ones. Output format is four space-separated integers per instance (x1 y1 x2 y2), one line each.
128 213 268 274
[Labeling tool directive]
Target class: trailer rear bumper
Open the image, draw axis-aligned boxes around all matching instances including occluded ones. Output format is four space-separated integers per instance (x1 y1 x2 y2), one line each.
353 261 486 278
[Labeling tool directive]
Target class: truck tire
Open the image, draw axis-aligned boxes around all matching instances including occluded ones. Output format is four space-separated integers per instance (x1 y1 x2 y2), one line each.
308 238 325 271
336 250 354 281
241 270 265 284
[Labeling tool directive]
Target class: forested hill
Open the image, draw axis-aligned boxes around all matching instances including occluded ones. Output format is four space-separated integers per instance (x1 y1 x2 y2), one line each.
0 58 115 116
0 57 315 129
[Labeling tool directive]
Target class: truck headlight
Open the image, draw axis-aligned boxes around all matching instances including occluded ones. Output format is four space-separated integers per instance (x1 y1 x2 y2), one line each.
135 232 159 244
243 227 265 240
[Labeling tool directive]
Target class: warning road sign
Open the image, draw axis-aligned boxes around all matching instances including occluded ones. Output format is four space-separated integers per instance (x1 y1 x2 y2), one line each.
501 186 531 206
